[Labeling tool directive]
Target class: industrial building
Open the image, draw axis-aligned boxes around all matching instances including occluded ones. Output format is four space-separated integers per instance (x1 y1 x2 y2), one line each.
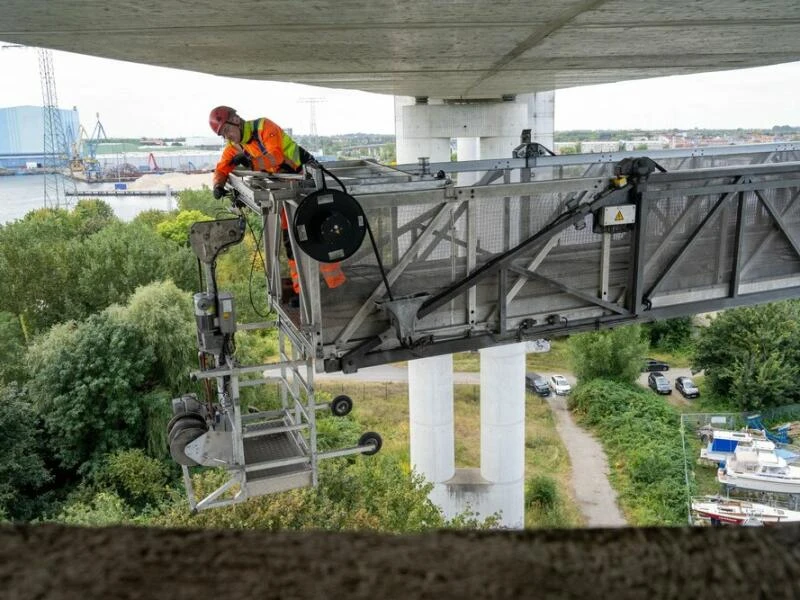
0 105 80 171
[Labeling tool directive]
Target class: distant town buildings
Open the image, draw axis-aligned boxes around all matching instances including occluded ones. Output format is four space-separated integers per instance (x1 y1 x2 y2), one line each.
554 129 799 154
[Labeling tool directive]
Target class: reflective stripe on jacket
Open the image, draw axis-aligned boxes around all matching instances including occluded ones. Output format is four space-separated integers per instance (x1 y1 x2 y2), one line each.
213 118 303 187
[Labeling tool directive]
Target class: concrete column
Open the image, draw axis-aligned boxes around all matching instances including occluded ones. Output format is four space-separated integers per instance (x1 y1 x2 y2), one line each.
408 354 456 514
481 135 519 163
520 91 555 150
394 96 451 164
479 342 527 528
456 137 480 186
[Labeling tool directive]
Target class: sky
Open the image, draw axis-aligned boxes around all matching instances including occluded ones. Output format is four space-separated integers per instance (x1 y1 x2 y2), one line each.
1 43 799 138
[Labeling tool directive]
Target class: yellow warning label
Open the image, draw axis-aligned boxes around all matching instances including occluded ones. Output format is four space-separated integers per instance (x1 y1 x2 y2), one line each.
615 210 625 222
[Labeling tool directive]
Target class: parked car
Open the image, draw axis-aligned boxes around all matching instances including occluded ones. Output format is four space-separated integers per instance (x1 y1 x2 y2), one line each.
642 358 670 372
675 376 700 399
525 372 551 396
549 374 572 396
648 371 672 394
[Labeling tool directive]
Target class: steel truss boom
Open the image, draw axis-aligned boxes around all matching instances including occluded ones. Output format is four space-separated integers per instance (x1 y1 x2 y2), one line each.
223 142 800 374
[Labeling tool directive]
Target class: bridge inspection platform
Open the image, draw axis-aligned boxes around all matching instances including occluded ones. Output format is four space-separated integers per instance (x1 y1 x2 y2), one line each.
166 140 800 512
226 140 800 374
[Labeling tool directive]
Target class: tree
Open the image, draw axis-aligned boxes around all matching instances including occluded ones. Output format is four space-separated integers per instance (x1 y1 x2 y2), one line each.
177 187 220 216
26 312 156 475
643 317 693 351
133 209 171 230
0 211 78 333
568 324 648 385
693 302 800 409
156 210 212 245
0 311 27 383
70 221 197 318
118 281 196 393
0 384 52 520
71 199 118 237
0 210 197 335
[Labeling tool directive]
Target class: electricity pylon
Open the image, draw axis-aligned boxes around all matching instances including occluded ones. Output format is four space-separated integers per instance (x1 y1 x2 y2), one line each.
298 97 326 137
37 48 76 208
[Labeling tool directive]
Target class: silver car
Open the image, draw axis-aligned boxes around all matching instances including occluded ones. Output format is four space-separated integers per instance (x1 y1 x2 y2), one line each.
549 374 572 396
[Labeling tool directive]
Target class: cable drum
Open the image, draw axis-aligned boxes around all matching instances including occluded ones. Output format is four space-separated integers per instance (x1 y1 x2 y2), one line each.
292 189 367 263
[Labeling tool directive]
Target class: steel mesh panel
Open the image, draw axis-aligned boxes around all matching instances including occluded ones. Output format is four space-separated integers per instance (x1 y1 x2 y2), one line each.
319 178 617 345
305 156 800 359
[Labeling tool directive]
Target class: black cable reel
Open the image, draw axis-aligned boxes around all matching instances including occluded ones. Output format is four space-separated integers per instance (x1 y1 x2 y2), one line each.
292 189 367 263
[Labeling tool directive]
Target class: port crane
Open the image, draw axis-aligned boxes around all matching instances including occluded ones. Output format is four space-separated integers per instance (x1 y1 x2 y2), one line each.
68 114 109 181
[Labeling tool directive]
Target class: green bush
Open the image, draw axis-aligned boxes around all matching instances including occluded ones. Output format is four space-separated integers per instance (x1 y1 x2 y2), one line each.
54 491 133 526
568 325 648 385
525 475 558 510
154 455 446 533
643 317 693 351
101 449 170 508
570 379 691 525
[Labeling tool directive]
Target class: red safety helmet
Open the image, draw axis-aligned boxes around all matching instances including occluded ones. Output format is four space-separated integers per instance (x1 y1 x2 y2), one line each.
209 106 237 135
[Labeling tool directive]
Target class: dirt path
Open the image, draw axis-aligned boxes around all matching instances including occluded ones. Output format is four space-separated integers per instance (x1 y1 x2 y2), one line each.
543 376 627 527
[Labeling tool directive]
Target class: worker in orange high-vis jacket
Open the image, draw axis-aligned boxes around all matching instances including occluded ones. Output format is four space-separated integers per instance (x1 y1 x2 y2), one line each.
209 105 345 294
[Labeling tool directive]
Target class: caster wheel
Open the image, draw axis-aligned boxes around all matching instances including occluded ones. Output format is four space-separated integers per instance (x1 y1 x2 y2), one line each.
358 431 382 456
330 394 353 417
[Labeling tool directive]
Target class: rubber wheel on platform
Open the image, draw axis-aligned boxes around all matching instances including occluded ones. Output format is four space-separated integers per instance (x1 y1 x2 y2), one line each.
169 417 208 466
358 431 382 456
330 395 353 417
292 188 367 263
166 411 206 435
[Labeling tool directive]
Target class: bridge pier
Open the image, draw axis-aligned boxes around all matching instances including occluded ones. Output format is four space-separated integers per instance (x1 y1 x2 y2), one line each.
399 94 552 527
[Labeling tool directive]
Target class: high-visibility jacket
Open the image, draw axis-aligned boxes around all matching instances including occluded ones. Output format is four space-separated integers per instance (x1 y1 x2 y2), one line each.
213 118 304 187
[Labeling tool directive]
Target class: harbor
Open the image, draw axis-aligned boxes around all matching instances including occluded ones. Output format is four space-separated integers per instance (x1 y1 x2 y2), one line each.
0 172 212 223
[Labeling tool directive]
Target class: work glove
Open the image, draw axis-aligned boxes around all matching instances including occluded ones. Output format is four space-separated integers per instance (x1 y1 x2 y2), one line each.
231 153 253 169
213 185 226 200
299 147 317 167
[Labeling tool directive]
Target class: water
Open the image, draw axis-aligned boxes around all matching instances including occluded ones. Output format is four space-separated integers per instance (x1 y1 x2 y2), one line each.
0 174 176 224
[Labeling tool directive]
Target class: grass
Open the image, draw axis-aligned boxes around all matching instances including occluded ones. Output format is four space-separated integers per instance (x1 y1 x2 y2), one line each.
525 338 573 373
318 340 703 528
647 348 692 369
316 380 582 527
523 392 583 527
451 338 573 374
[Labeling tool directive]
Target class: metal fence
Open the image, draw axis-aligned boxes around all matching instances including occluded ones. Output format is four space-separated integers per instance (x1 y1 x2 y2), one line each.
680 405 800 521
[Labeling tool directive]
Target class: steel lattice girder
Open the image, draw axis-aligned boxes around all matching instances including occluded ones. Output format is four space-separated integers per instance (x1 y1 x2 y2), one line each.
225 148 800 373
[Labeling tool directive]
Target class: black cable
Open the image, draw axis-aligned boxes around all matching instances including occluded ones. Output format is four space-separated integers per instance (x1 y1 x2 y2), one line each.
196 257 204 291
245 215 270 318
319 163 347 193
365 219 394 302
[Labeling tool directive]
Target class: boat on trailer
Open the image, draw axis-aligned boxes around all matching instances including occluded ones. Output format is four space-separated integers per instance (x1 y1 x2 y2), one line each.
692 496 800 526
717 445 800 494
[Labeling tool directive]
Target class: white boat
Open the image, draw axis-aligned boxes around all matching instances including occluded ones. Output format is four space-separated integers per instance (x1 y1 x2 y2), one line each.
717 445 800 494
699 428 774 463
692 496 800 526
